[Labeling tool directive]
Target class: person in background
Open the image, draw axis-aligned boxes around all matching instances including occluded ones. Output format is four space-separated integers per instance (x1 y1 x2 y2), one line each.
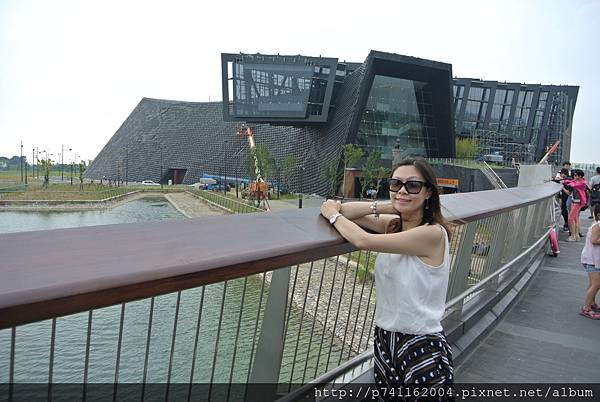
587 167 600 219
562 169 587 241
555 161 572 180
320 157 454 398
555 168 571 232
579 203 600 319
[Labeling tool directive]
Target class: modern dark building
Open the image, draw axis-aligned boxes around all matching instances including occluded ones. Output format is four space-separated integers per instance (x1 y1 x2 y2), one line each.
84 50 578 195
453 79 578 164
85 51 455 194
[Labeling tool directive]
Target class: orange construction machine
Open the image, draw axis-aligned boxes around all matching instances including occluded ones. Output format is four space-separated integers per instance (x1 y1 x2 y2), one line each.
236 126 270 208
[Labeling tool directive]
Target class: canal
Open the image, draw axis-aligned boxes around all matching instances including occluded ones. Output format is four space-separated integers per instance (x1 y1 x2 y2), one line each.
0 197 349 396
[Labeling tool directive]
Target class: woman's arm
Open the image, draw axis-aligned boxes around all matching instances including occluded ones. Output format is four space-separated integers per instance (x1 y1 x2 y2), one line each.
592 224 600 246
339 200 397 220
321 203 443 257
353 214 402 234
563 179 586 191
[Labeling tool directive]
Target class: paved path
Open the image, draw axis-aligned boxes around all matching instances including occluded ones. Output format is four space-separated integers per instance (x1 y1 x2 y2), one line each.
267 195 326 212
456 217 600 382
164 192 225 218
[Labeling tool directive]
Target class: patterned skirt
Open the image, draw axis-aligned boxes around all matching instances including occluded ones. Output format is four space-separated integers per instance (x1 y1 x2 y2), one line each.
373 326 454 401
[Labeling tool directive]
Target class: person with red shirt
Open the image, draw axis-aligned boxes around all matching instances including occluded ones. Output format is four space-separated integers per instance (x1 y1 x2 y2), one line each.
562 169 588 241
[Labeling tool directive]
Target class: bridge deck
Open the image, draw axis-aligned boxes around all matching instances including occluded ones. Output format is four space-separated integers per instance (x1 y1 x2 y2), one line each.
457 217 600 382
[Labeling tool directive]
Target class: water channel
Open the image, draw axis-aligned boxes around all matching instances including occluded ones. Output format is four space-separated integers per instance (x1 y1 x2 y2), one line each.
0 197 350 397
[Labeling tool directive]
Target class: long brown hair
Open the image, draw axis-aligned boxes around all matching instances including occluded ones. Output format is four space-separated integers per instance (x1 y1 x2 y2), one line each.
392 157 452 240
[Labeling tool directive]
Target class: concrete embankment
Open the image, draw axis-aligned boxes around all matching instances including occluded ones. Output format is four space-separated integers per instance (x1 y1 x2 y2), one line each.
0 191 153 211
164 192 225 217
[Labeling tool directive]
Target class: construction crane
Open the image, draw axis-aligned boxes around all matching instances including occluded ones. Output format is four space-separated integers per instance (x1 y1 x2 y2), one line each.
235 126 271 210
538 139 561 165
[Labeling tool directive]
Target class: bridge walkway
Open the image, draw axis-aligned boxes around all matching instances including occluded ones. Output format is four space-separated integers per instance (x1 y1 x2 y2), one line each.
456 217 600 382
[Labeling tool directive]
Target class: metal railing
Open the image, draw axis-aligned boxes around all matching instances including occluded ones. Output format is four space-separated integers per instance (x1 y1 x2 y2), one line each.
481 161 508 189
0 183 561 401
188 190 265 214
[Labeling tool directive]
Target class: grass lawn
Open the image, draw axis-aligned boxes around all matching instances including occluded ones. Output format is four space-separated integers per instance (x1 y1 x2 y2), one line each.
0 182 134 201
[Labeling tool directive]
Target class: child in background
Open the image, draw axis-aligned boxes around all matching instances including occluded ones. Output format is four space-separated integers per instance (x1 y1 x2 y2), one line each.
580 203 600 319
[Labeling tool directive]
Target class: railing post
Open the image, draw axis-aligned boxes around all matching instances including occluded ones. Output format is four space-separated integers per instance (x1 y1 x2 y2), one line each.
534 198 548 239
446 221 477 315
527 201 545 246
509 206 528 258
247 267 291 401
485 213 509 291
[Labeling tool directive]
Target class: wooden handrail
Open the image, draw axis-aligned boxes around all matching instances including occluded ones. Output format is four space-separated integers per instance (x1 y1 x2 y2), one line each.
0 183 560 329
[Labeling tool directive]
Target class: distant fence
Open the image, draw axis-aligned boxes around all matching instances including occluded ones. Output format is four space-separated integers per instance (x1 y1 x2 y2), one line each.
188 190 265 214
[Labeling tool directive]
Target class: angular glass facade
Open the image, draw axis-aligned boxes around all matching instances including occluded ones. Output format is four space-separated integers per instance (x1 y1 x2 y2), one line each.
355 75 437 164
232 63 314 118
222 53 338 123
453 79 578 164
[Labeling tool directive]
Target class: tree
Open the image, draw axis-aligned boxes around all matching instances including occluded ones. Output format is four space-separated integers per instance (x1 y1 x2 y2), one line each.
359 149 382 199
455 138 480 159
246 144 275 183
321 158 342 198
280 155 296 193
38 159 51 187
78 161 86 191
374 166 389 198
342 144 363 197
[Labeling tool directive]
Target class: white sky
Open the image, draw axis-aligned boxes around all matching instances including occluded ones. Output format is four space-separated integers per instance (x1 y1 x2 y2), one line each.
1 0 599 163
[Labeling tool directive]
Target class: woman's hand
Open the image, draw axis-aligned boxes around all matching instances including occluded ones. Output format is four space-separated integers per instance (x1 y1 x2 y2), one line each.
320 199 341 220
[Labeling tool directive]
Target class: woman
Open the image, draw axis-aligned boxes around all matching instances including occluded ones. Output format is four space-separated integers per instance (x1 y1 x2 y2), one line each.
320 157 453 395
580 203 600 319
562 169 587 241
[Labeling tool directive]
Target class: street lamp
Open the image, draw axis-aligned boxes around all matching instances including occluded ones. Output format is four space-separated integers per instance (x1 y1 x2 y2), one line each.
61 145 72 182
71 154 79 186
223 140 229 195
298 165 305 209
20 140 23 183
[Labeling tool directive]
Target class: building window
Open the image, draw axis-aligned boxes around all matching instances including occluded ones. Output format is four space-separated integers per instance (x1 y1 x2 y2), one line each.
355 75 436 163
460 86 489 133
510 89 534 140
489 88 513 132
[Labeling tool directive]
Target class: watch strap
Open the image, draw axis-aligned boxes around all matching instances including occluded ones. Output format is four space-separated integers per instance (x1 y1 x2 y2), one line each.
329 213 342 225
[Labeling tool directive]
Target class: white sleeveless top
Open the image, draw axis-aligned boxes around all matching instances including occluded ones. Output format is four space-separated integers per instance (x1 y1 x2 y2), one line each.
374 225 450 335
581 221 600 268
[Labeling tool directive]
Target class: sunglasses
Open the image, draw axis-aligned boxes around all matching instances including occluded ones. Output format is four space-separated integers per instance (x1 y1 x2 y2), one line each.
387 179 426 194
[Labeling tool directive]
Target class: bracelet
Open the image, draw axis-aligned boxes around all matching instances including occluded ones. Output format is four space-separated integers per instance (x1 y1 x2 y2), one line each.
370 200 379 219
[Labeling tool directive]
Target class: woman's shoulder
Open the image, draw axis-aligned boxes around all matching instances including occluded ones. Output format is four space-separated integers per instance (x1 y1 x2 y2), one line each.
421 223 448 242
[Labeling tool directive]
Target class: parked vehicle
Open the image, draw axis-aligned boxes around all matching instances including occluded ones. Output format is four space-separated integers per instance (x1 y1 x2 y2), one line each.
141 180 160 186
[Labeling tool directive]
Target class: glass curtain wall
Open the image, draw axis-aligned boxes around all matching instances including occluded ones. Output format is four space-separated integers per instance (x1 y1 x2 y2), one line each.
355 75 436 164
454 85 465 119
547 90 569 163
232 63 330 118
461 87 489 135
530 91 548 147
488 88 514 132
512 89 534 141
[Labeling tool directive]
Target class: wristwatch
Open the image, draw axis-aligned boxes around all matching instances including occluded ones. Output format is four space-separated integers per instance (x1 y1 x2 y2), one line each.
329 213 343 225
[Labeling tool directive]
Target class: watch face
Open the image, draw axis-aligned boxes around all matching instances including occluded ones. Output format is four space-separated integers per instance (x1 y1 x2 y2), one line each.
330 213 342 224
